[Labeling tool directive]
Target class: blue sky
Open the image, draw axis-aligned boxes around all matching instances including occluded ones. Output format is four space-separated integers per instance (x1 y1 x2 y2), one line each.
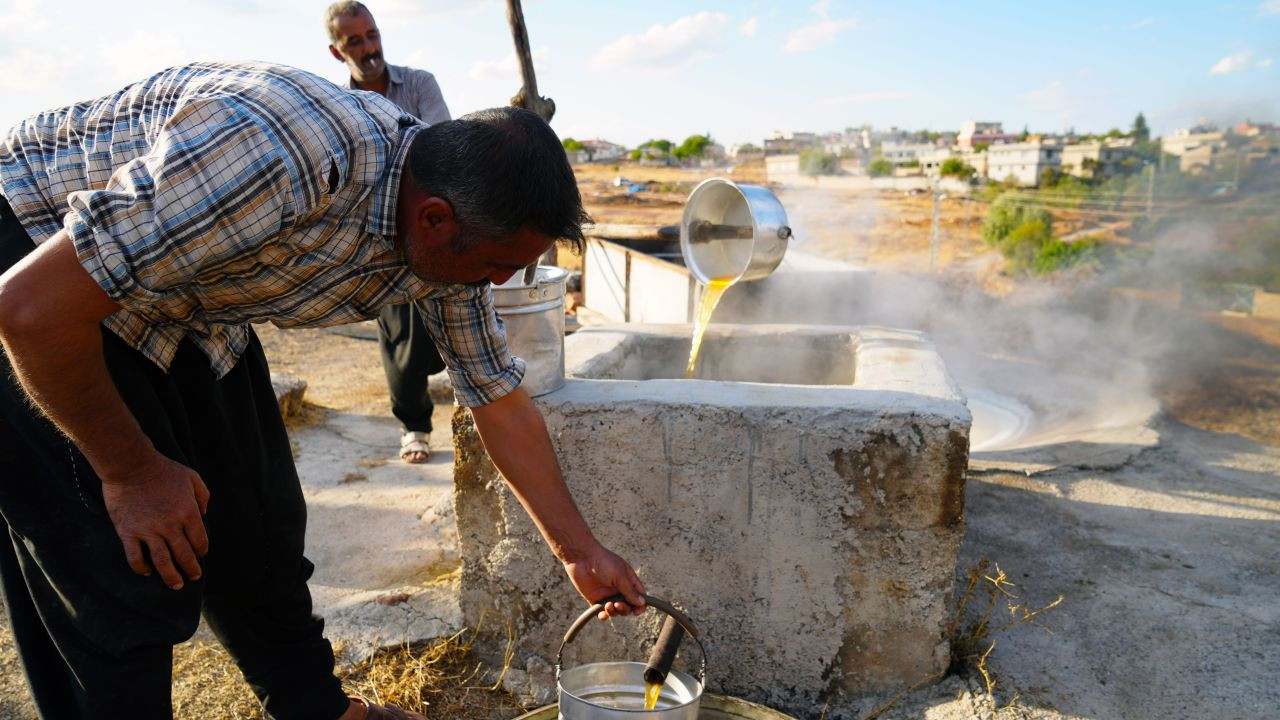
1 0 1276 147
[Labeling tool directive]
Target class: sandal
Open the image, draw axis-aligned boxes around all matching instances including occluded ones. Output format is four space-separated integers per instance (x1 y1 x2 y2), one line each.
349 696 427 720
399 430 430 463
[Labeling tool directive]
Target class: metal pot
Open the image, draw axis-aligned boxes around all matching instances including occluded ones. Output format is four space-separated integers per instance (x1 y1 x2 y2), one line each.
679 178 791 285
555 595 707 719
492 266 568 397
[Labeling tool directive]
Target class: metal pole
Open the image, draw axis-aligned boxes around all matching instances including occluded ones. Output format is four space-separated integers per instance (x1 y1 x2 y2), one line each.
1146 162 1155 218
929 180 941 272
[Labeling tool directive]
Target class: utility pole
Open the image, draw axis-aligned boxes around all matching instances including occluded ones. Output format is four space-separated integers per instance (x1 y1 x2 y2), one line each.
1146 162 1155 218
929 179 942 272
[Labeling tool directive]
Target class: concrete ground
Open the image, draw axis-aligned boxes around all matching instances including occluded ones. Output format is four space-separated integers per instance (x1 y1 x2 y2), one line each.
0 319 1277 718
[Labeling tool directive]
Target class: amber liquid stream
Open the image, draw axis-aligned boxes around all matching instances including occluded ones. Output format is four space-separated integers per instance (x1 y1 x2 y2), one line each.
643 680 663 709
685 276 737 378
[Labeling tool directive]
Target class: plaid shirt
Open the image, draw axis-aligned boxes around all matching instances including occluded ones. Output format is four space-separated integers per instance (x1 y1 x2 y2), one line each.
0 61 522 407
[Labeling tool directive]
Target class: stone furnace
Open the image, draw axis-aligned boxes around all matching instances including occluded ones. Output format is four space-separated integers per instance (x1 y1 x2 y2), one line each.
452 323 970 718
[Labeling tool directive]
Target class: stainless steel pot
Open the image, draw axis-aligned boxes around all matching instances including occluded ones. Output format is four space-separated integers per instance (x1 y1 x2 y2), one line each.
555 595 707 719
679 178 791 285
492 265 568 397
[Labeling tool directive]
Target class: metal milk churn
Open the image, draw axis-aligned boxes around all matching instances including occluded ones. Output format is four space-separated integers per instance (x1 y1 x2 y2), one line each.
492 265 569 397
679 178 791 284
555 595 707 719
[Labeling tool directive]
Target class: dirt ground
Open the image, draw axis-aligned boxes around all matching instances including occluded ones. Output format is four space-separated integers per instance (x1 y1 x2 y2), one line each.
1 162 1277 719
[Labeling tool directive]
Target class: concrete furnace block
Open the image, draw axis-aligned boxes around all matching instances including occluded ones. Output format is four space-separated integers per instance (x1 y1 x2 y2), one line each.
452 324 970 718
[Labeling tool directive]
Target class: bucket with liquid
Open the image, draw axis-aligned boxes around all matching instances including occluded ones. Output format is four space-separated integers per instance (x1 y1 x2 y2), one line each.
679 178 791 285
555 595 707 719
492 265 569 397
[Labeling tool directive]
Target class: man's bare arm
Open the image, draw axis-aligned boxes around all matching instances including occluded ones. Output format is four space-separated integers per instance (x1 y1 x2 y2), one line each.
469 386 645 619
0 230 209 589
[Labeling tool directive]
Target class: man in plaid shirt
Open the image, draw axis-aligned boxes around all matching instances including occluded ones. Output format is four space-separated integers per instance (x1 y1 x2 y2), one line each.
0 61 645 720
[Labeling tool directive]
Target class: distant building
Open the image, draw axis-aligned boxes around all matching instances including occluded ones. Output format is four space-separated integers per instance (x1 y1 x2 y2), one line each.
919 148 957 176
1060 139 1133 180
764 131 816 155
986 142 1063 186
1235 120 1276 137
1162 127 1226 156
765 154 800 177
728 144 764 160
581 139 625 162
880 141 935 164
964 149 989 180
958 121 1014 149
565 148 590 164
1161 127 1227 173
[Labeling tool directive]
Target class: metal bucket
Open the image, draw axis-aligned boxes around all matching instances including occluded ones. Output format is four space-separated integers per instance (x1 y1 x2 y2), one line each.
679 179 791 285
555 595 707 719
492 265 568 397
512 694 800 720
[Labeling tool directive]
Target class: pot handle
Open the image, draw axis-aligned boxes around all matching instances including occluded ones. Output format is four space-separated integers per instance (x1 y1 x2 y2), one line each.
555 594 707 684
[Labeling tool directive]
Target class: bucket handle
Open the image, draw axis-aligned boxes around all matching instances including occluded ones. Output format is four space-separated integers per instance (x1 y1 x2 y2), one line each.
555 594 708 684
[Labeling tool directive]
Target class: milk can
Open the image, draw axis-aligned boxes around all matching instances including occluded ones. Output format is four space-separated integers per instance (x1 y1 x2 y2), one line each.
492 265 568 397
555 595 707 719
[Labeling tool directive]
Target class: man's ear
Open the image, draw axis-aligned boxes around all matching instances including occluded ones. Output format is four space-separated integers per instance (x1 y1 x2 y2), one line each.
329 45 344 63
418 196 457 243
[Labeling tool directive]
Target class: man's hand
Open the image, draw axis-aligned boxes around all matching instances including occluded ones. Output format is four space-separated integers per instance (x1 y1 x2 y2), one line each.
469 388 647 622
101 451 210 590
0 230 211 590
563 544 647 621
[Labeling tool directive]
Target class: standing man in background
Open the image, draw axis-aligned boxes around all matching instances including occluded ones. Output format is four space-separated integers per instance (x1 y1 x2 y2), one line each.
327 0 451 463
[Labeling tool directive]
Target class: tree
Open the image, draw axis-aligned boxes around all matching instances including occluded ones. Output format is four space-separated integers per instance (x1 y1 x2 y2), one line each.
736 142 761 154
868 156 893 177
673 134 713 162
799 148 838 176
638 139 673 153
1039 166 1061 188
940 157 976 180
562 138 585 152
1132 112 1150 143
982 196 1052 247
974 141 991 153
1018 125 1029 142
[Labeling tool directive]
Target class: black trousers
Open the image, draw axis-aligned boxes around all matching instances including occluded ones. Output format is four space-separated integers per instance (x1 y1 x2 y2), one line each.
376 302 446 434
0 198 348 719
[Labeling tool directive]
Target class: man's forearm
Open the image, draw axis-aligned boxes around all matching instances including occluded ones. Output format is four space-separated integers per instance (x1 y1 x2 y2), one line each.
469 387 600 562
0 232 153 479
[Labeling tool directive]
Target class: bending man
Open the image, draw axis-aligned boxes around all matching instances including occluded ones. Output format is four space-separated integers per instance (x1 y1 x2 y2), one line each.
0 61 644 720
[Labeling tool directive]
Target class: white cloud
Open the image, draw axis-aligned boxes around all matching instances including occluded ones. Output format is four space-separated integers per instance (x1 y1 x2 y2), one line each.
94 31 189 85
591 12 729 73
1022 79 1066 103
1259 0 1280 16
816 90 912 107
378 0 499 22
1209 52 1252 75
465 47 551 82
1132 17 1156 28
784 0 856 53
0 0 51 33
1259 58 1274 68
739 17 759 37
0 46 79 93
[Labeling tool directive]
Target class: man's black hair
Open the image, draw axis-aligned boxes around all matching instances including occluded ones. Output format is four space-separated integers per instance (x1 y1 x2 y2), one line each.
405 106 589 254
